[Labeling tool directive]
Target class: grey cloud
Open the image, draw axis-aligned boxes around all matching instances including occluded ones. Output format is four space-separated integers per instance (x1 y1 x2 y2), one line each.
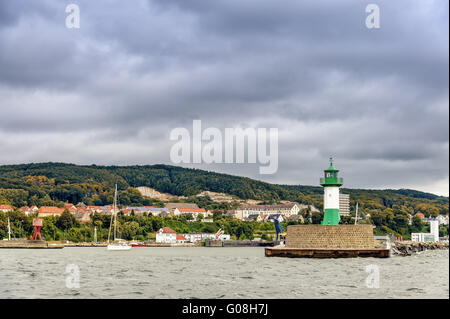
0 0 448 195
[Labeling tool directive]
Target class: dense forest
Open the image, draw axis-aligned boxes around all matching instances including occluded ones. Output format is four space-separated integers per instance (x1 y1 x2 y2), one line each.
0 162 447 211
0 162 448 238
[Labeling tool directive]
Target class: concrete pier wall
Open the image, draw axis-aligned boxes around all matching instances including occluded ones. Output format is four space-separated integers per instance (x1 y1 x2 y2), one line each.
285 225 375 249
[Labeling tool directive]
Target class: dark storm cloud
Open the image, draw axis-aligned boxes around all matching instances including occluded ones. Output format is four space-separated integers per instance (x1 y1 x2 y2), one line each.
0 0 448 195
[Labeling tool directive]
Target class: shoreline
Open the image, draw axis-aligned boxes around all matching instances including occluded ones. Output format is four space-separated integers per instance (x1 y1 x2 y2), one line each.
391 241 449 256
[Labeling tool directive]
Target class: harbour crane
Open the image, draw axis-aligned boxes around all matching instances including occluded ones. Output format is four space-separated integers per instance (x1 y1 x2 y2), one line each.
214 228 224 240
270 215 286 243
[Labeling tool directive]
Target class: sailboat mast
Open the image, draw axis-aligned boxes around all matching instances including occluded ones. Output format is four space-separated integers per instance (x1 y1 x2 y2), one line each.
7 217 11 241
107 184 117 244
113 184 117 241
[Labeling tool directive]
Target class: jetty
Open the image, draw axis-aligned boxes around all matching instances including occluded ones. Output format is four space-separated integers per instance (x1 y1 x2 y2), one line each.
205 239 278 247
265 225 390 258
0 240 64 249
265 246 390 258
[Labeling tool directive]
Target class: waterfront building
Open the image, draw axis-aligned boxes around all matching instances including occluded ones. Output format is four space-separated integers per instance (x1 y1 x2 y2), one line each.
339 194 350 216
429 219 439 242
320 158 344 225
182 232 230 243
411 233 437 242
183 233 208 242
176 234 186 243
412 219 440 242
155 227 177 243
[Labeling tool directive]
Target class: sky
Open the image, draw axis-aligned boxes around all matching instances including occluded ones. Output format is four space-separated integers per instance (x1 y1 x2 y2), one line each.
0 0 448 196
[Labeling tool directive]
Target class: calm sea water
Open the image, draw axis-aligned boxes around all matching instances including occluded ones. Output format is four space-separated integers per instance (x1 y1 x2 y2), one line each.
0 247 448 299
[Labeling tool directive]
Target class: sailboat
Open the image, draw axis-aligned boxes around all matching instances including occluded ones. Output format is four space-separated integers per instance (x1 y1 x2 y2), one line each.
107 184 131 251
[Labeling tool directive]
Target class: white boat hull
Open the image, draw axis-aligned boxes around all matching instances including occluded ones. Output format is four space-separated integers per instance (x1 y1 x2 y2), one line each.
107 244 131 251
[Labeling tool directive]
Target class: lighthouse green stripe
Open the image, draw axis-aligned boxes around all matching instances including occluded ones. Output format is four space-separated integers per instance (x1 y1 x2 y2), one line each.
321 208 340 225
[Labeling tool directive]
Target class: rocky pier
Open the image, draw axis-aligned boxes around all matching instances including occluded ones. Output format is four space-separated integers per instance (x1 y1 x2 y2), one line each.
391 241 449 256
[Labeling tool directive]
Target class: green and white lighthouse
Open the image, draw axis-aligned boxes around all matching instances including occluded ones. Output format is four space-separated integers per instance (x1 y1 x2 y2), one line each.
320 157 343 225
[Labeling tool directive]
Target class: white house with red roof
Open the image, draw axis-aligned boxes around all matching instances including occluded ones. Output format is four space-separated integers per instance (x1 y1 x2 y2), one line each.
0 204 14 213
156 227 177 243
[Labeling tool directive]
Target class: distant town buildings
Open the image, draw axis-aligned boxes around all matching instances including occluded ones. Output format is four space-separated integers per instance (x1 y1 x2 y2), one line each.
74 211 91 223
430 219 440 241
18 206 38 216
412 219 440 242
1 196 447 237
165 202 199 214
0 205 14 213
38 206 64 217
173 208 208 220
423 214 449 226
411 233 437 242
122 206 168 216
339 194 350 216
437 214 449 226
0 202 179 224
156 227 230 244
233 203 300 220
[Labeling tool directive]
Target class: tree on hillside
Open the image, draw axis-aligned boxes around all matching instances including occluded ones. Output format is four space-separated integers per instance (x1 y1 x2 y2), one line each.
57 209 75 230
410 215 424 232
121 221 140 240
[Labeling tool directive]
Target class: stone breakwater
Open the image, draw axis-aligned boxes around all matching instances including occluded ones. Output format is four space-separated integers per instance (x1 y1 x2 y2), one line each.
391 241 449 256
0 240 64 249
285 224 375 249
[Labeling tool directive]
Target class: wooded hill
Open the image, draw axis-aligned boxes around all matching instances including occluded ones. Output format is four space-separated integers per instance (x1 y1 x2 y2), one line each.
0 163 448 218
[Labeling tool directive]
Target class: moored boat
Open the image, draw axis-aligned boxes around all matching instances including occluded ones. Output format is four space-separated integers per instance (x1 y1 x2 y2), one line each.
131 242 147 247
106 184 131 251
107 240 132 251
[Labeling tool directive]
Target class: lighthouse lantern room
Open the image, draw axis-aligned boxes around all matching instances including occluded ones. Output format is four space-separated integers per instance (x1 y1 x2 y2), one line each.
320 157 343 225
